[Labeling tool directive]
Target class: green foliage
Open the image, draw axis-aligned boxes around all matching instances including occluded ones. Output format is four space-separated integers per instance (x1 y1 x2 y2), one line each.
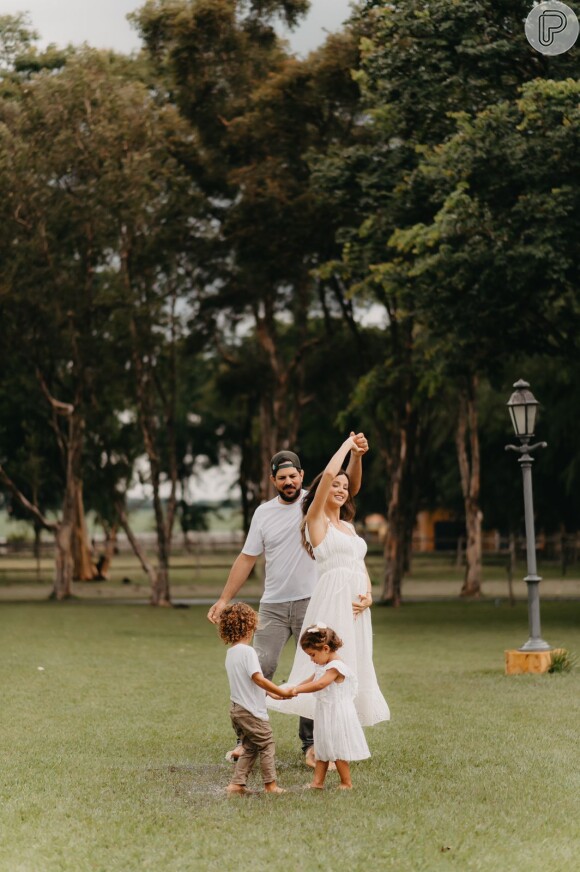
0 13 38 71
548 649 577 674
0 46 211 545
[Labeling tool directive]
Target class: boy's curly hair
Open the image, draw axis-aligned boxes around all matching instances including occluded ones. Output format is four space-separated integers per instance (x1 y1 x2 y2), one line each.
218 602 259 645
300 624 343 652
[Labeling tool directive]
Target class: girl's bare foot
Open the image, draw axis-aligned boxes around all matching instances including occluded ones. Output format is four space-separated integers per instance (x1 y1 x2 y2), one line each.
337 783 353 790
305 782 325 790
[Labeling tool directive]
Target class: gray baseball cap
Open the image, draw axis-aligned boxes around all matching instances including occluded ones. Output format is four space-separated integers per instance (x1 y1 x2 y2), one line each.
270 451 302 475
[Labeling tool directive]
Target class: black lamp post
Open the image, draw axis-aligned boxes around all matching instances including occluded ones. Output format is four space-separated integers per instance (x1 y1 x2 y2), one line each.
506 379 551 652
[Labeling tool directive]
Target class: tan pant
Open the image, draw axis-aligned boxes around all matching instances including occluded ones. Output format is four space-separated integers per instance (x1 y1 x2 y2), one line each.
229 703 276 786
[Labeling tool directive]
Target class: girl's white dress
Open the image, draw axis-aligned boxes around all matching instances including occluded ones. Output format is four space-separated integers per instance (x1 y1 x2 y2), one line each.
268 521 390 726
312 660 370 761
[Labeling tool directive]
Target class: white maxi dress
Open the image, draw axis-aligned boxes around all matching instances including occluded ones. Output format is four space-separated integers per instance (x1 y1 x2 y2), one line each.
268 521 390 726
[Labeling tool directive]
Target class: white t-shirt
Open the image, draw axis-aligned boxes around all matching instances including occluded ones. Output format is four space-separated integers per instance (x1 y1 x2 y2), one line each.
225 643 268 720
242 490 317 603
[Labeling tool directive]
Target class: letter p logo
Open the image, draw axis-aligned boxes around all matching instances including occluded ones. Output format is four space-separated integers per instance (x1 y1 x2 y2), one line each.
526 1 579 55
539 10 567 45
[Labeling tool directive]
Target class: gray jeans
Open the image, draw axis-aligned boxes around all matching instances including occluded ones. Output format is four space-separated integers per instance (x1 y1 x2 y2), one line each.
243 597 313 752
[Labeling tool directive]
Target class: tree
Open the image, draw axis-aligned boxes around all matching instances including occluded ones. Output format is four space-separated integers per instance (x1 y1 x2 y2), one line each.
391 77 580 589
310 0 577 599
0 49 201 601
134 1 364 503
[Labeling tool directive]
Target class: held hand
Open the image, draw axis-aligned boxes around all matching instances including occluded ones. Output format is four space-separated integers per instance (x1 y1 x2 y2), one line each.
344 433 358 451
207 599 227 625
349 431 369 456
352 592 372 618
278 686 297 698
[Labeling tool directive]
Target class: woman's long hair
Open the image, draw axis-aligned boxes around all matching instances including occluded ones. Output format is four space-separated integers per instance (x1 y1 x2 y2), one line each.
300 469 356 559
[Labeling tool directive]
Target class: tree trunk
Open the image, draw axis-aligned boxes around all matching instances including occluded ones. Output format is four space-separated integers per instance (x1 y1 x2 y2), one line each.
51 423 82 599
126 304 178 606
72 481 97 580
463 499 482 596
380 394 423 606
151 557 171 607
253 297 317 504
381 418 408 606
259 392 278 502
382 513 406 606
95 523 118 580
0 385 84 601
455 376 482 597
52 520 74 600
116 501 171 606
33 521 42 582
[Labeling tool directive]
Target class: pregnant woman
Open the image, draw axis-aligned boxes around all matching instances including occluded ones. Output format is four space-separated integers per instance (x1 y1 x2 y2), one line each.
268 435 390 727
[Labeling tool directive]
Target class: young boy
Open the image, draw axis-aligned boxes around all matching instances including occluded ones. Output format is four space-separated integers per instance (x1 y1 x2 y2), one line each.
218 602 296 795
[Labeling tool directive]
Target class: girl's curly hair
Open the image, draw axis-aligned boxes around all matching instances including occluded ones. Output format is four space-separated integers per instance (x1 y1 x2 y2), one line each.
300 624 343 652
218 602 259 644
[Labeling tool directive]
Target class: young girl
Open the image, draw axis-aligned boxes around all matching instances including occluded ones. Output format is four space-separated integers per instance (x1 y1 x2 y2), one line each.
289 623 370 790
218 602 295 795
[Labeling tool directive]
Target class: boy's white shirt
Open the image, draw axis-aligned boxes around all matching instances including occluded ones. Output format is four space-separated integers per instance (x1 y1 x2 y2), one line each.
242 490 317 603
226 643 269 720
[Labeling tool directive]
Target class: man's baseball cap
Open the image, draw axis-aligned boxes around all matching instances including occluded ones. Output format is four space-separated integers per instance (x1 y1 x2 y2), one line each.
270 451 302 475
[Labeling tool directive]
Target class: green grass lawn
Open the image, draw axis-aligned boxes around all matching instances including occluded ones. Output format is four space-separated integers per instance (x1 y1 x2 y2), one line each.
1 602 578 871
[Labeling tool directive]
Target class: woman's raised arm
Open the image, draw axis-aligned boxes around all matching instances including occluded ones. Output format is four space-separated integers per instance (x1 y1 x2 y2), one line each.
305 436 357 544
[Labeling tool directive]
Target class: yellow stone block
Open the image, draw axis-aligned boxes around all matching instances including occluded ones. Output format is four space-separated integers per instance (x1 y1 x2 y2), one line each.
504 648 564 675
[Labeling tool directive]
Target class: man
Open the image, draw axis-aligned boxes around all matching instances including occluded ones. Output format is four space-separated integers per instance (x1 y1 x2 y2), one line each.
207 432 368 766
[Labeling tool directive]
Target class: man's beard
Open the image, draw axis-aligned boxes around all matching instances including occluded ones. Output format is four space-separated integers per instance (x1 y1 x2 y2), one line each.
276 486 301 503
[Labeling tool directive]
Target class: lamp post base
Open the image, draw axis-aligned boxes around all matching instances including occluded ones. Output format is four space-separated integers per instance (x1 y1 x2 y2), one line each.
505 649 562 675
518 637 552 652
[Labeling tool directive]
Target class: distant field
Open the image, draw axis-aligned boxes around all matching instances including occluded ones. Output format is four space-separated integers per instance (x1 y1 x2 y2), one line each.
1 550 579 602
0 505 244 540
2 508 580 601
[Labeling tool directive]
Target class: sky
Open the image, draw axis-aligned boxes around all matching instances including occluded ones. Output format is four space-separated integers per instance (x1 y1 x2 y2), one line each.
3 0 354 56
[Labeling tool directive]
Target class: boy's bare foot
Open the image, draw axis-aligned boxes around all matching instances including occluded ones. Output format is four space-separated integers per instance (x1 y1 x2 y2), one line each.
226 784 250 796
264 784 286 794
304 782 325 790
337 783 353 790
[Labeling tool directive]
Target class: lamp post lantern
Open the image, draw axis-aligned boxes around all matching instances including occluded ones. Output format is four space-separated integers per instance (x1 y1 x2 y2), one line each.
505 379 551 652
